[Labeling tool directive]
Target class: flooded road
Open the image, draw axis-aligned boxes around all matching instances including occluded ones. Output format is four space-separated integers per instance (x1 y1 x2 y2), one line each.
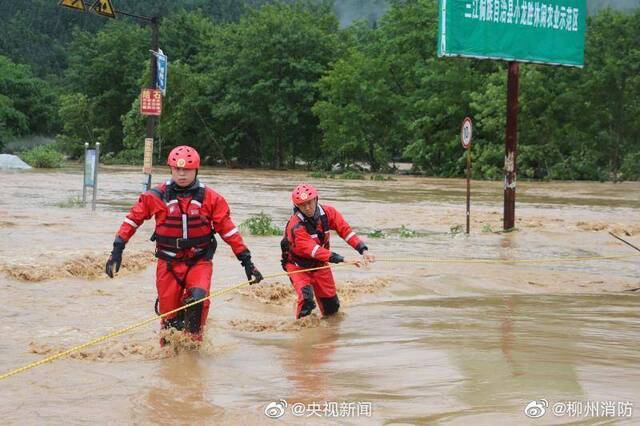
0 166 638 424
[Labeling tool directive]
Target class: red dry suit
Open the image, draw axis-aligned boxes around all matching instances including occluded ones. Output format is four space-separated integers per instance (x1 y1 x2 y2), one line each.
115 180 248 338
282 204 367 319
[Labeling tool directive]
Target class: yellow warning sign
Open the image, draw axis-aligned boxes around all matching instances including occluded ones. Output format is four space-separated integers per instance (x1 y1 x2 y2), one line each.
90 0 116 19
58 0 86 12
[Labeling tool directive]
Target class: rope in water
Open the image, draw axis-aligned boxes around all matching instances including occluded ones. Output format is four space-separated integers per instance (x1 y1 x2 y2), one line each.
376 253 640 264
1 249 638 382
0 263 344 382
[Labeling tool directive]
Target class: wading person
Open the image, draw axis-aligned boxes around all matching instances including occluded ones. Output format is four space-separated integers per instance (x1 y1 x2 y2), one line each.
281 183 374 319
105 145 263 343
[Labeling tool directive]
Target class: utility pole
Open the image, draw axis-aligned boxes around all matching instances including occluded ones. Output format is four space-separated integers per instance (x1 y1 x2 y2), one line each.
58 2 160 191
144 16 159 190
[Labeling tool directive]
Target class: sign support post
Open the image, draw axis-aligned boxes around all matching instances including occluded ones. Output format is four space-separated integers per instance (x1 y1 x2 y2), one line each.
92 142 100 211
504 62 519 230
83 142 100 211
438 0 586 231
82 142 88 204
461 117 473 234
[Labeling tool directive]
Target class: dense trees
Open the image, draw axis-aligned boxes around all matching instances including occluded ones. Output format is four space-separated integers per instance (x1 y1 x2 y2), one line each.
0 0 638 180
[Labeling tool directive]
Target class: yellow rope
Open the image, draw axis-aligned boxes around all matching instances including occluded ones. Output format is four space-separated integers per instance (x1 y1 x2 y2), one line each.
377 253 640 264
2 251 638 381
0 263 344 382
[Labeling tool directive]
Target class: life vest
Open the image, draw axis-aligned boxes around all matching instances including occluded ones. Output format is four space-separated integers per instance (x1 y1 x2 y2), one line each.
149 180 217 261
281 205 330 269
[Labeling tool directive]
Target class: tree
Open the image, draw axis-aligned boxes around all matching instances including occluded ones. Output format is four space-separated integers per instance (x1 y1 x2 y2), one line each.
63 21 149 154
0 56 58 141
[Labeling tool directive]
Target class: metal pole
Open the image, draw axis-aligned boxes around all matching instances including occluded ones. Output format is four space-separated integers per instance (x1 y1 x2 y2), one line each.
503 61 519 230
82 142 88 206
144 16 159 191
466 148 471 234
92 143 100 211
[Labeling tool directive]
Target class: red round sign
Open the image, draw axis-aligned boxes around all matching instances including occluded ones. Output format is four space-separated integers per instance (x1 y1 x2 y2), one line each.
461 117 473 149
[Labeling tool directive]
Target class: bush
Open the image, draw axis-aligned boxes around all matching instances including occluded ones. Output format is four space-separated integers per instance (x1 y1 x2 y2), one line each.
21 145 64 168
368 229 385 238
308 171 336 179
55 196 84 208
370 174 395 181
399 225 417 238
340 170 364 180
240 212 282 236
620 152 640 181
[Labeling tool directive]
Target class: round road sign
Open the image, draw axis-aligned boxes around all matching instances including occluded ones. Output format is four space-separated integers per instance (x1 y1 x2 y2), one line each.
461 117 473 149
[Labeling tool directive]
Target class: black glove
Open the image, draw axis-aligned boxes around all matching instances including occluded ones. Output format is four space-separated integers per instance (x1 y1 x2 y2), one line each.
105 237 125 278
356 243 369 255
329 252 344 264
237 251 263 284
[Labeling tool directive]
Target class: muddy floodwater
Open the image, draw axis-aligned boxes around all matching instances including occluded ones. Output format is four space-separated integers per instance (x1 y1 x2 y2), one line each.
0 166 638 424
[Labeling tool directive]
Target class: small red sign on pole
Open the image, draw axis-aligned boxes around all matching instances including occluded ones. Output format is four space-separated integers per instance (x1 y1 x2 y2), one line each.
140 88 162 116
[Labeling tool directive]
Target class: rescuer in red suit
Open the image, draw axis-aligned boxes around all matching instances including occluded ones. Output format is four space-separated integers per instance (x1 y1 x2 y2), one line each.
105 145 263 342
281 183 375 319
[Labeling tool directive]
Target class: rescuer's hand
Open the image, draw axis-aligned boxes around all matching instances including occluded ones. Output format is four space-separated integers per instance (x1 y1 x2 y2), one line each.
237 251 263 284
105 239 125 278
362 250 376 266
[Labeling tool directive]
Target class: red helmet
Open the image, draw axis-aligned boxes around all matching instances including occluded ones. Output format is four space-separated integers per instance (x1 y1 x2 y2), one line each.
167 145 200 169
292 183 318 205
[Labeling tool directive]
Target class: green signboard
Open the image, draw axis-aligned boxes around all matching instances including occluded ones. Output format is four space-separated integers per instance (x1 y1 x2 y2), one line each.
438 0 586 67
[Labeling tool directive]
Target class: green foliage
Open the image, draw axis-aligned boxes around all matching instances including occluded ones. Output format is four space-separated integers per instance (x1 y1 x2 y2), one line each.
340 170 364 180
55 93 94 158
0 56 58 144
367 229 386 238
399 224 417 238
0 2 638 181
62 22 149 155
308 171 336 179
21 145 65 168
370 173 395 181
482 224 493 233
55 196 84 208
620 152 640 181
240 212 282 236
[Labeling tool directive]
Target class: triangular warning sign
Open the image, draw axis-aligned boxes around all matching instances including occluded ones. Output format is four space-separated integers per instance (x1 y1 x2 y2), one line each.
90 0 116 19
58 0 86 12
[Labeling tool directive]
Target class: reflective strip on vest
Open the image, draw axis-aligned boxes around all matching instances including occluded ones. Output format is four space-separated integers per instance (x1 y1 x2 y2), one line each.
182 214 188 239
311 244 321 258
159 249 177 258
190 200 202 207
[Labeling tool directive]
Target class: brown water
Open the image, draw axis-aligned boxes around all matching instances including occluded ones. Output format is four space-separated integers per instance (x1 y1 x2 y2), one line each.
0 166 639 424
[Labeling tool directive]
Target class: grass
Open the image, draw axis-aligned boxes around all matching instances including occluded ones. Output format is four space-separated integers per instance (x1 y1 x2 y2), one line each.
308 171 336 179
240 212 282 236
399 225 417 238
340 170 365 180
55 196 85 208
367 229 386 238
370 174 396 181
